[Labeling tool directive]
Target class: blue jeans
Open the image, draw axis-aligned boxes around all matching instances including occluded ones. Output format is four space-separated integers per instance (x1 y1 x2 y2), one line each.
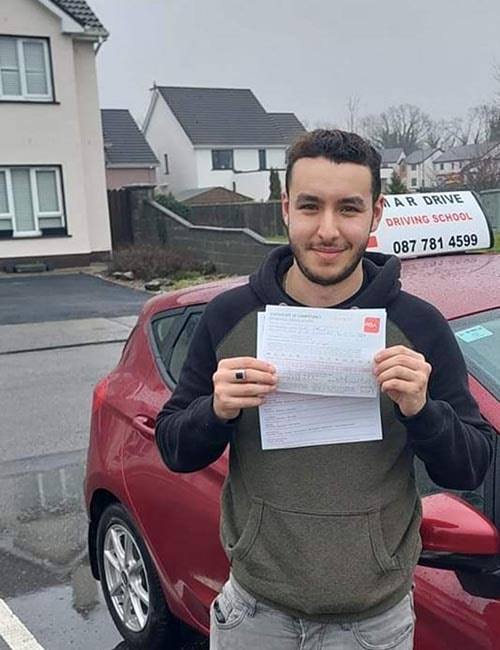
210 575 416 649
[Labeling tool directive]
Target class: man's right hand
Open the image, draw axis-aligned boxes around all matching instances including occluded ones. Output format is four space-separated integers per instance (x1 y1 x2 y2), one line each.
212 357 277 421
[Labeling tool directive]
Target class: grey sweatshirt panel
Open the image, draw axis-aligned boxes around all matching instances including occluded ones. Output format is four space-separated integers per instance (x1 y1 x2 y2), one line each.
216 310 422 622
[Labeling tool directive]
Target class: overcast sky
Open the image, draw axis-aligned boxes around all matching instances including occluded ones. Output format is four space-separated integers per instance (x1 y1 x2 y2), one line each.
90 0 500 129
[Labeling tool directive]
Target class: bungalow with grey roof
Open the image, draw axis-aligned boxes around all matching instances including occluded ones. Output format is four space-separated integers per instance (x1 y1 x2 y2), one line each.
433 141 500 186
101 109 159 190
142 86 306 201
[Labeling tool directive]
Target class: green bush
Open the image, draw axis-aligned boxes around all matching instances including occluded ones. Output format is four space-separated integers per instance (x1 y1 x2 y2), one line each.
109 245 213 281
154 192 192 218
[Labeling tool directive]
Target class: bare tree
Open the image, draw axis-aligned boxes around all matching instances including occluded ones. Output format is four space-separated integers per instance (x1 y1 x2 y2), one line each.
300 118 339 131
462 156 500 191
345 95 360 132
359 104 433 153
437 105 500 149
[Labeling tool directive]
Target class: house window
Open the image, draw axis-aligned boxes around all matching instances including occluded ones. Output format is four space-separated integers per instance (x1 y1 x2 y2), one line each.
259 149 267 170
440 163 444 170
0 166 65 237
164 154 169 175
411 178 417 187
411 164 417 171
212 149 233 170
0 36 53 101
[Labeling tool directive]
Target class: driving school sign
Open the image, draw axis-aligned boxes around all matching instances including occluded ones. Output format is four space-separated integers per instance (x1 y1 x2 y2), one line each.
368 191 493 258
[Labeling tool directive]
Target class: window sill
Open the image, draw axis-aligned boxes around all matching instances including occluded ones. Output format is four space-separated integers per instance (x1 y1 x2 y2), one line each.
8 233 71 240
0 99 59 105
13 231 42 238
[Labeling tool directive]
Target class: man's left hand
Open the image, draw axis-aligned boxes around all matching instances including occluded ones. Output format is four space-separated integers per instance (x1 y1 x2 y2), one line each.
373 345 432 417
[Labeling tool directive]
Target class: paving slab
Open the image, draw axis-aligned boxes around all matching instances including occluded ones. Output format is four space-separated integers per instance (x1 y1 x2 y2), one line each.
0 317 136 354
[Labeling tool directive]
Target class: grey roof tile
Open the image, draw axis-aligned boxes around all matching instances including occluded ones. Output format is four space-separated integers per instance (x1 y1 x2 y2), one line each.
405 148 440 164
50 0 108 35
157 86 287 146
380 147 404 164
434 141 500 163
101 109 159 166
268 113 306 144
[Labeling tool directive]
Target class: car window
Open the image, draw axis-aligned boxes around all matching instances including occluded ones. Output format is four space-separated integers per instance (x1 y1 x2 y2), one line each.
414 456 487 514
169 313 203 383
415 309 499 520
151 312 183 366
450 308 500 400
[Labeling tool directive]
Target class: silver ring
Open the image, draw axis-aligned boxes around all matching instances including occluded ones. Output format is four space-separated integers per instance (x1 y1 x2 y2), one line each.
234 369 246 381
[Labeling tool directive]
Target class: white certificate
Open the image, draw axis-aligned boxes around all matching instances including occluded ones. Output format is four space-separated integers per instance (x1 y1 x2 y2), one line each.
257 310 383 450
261 305 386 398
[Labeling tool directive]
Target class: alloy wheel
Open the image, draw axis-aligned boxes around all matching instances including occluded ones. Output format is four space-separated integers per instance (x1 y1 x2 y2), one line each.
103 523 150 632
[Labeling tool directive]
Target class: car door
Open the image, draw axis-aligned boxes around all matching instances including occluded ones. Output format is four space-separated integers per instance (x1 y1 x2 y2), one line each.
121 305 229 631
413 390 500 650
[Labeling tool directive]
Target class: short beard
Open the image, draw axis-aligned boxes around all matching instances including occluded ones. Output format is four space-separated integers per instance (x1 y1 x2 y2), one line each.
284 216 373 287
290 240 367 286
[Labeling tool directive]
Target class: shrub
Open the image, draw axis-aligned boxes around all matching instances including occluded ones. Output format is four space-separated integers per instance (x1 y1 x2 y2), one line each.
109 245 212 281
154 192 192 218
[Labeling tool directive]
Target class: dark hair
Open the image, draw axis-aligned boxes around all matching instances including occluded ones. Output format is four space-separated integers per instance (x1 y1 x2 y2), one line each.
285 129 382 203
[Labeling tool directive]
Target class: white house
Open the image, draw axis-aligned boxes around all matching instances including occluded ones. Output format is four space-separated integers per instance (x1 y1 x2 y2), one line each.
405 148 442 190
142 86 306 201
433 141 500 186
379 148 406 192
0 0 111 269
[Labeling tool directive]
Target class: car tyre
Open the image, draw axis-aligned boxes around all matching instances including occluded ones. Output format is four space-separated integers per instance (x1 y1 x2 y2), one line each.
96 503 179 649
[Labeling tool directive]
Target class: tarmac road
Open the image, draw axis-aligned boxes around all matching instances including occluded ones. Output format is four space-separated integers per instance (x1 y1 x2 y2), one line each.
0 272 208 650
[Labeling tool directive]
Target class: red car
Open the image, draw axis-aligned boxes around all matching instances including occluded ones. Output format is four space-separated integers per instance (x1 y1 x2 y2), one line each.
85 251 500 650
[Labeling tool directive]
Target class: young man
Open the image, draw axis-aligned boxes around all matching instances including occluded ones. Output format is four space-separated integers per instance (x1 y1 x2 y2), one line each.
155 130 493 649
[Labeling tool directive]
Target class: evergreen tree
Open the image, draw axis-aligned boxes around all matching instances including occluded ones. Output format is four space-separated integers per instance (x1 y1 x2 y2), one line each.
268 168 282 200
386 171 408 194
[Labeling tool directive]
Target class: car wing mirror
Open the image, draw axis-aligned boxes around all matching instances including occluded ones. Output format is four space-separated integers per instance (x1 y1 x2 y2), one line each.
419 493 500 600
420 493 500 555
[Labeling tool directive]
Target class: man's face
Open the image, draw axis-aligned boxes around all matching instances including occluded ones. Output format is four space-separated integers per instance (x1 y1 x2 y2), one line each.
282 157 383 287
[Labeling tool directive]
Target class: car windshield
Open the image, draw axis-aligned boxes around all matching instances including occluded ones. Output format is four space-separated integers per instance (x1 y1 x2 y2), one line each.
451 308 500 400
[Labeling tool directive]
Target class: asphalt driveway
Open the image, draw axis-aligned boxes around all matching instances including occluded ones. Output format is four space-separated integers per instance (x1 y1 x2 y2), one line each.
0 272 149 325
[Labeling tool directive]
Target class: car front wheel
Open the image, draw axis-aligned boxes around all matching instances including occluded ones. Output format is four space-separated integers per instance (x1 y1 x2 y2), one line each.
96 503 178 649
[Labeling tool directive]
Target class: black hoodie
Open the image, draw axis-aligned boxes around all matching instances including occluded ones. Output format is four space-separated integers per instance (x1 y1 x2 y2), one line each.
155 246 493 621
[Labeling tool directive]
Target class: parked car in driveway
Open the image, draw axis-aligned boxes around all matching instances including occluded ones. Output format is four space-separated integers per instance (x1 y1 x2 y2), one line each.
84 249 500 650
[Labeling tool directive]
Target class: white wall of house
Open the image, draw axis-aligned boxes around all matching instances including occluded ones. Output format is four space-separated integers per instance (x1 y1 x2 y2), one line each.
195 149 233 189
143 91 197 193
422 156 437 187
0 0 110 262
195 147 287 200
434 160 460 176
72 38 110 255
267 148 286 169
234 149 258 171
380 167 394 192
234 169 286 201
407 152 441 189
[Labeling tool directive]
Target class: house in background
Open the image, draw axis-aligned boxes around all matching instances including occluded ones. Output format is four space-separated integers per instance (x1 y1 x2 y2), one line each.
379 148 406 191
175 186 253 206
101 109 159 190
405 148 442 190
0 0 111 269
433 141 500 186
143 86 306 201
